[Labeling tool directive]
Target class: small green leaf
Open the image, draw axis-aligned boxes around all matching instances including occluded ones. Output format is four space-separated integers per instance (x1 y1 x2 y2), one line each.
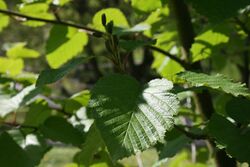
177 71 250 97
37 56 91 86
40 116 85 146
88 74 179 160
64 90 90 113
19 2 54 27
74 124 105 166
159 135 190 159
0 57 24 76
191 29 229 62
131 0 162 12
0 132 31 167
46 25 88 68
7 43 40 59
92 8 129 32
0 0 9 32
23 99 52 128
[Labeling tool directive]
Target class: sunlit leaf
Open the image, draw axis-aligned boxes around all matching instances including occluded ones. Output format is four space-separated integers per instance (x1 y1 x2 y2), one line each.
19 3 54 27
131 0 162 12
177 71 250 97
92 8 129 32
0 0 9 32
191 29 229 62
46 25 88 68
0 85 41 117
88 74 179 160
7 43 40 59
0 57 24 76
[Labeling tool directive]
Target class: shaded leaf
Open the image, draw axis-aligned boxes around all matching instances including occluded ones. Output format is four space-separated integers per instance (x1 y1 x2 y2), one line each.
40 116 85 146
188 0 250 23
207 114 250 163
120 39 156 52
74 124 105 166
37 56 91 86
226 97 250 125
88 74 179 160
0 132 31 167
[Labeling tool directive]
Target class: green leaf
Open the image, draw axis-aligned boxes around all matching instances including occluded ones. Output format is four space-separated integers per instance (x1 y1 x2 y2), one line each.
23 99 52 128
37 56 91 86
64 90 90 113
207 114 250 163
19 2 54 27
74 124 105 166
119 39 156 52
0 132 31 167
226 97 250 125
46 25 88 68
92 8 129 32
191 29 229 62
88 74 179 160
188 0 250 23
23 134 51 166
0 0 9 32
152 52 184 80
159 135 190 159
52 0 70 6
7 43 40 59
177 71 250 97
0 85 38 117
0 57 24 76
40 116 85 146
131 0 162 12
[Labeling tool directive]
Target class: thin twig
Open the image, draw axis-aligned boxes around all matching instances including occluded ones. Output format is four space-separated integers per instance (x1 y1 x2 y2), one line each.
174 125 207 140
0 9 103 36
2 122 38 131
147 45 190 69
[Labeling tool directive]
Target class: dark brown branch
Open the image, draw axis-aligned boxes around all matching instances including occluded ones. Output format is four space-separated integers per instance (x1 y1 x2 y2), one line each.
0 9 103 36
174 125 207 140
1 122 38 131
147 45 190 69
